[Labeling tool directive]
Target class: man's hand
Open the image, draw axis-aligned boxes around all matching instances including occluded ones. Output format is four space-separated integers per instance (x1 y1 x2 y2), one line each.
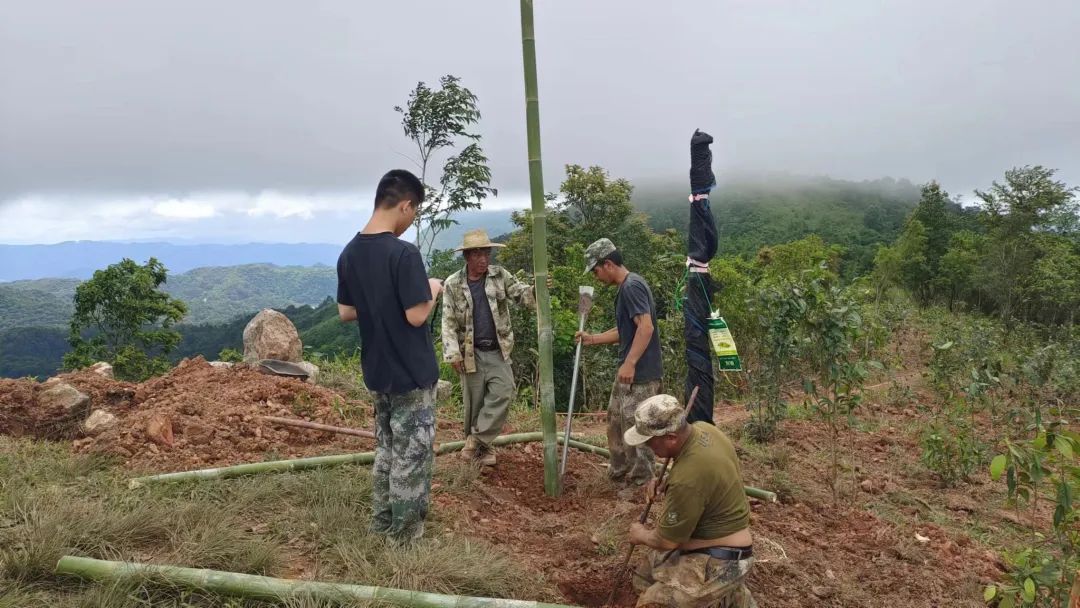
644 478 668 503
428 278 444 298
628 522 651 546
617 360 636 384
575 331 592 346
451 360 464 374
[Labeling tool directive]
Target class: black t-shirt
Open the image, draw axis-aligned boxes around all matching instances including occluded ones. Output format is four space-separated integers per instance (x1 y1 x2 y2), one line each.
615 272 663 383
468 276 498 345
336 232 438 394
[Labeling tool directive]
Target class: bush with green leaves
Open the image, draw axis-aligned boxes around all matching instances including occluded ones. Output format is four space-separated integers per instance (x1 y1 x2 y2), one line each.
797 272 869 500
987 419 1080 607
920 411 984 486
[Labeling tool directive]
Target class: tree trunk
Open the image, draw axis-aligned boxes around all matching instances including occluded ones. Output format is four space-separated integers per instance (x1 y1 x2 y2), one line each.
519 0 558 497
55 556 577 608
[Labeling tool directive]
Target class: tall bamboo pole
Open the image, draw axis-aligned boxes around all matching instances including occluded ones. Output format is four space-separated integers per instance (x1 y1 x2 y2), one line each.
519 0 558 497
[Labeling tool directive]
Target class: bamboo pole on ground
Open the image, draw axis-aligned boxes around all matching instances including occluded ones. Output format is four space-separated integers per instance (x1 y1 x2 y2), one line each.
259 416 375 439
127 432 777 503
55 556 579 608
519 0 558 498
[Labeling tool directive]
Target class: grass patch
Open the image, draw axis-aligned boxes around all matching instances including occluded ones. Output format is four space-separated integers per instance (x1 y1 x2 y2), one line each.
0 437 551 606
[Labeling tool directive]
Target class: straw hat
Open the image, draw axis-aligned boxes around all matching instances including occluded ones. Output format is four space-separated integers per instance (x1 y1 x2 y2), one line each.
455 229 506 252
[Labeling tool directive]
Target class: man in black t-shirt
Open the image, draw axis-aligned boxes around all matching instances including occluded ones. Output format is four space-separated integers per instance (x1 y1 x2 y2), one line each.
576 238 664 492
336 169 443 543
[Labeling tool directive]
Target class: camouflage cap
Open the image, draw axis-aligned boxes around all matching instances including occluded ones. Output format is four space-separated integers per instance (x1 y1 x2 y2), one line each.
623 394 685 446
583 238 617 273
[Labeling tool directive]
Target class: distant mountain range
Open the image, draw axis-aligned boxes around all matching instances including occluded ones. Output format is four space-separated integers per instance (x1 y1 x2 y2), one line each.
0 211 518 283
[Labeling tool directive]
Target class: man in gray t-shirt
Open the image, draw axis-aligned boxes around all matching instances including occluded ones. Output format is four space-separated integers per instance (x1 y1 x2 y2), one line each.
576 238 664 492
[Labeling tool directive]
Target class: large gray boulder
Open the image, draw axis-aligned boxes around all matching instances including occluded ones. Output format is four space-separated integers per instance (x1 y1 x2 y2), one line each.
243 309 303 363
39 382 90 414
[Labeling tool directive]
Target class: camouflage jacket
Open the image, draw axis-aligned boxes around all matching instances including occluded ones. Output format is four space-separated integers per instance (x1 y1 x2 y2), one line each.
441 265 535 373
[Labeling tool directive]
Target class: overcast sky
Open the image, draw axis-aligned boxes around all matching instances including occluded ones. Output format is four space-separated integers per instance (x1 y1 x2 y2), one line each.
1 0 1078 244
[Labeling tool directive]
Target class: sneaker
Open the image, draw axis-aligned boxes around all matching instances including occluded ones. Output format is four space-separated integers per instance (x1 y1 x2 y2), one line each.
479 450 496 467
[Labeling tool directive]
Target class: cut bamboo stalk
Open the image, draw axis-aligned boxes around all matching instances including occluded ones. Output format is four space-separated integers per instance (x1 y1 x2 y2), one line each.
127 431 776 503
260 416 375 439
55 555 579 608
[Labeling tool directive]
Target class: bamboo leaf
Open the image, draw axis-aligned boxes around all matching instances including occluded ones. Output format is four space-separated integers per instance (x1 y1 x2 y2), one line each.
1022 578 1035 602
983 585 997 602
990 455 1007 480
1056 438 1074 459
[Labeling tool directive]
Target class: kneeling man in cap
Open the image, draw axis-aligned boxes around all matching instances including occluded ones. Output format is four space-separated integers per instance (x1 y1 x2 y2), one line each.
625 394 756 608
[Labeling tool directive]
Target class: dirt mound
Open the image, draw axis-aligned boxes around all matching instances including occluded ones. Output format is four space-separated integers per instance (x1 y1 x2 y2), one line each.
0 377 97 439
69 357 373 470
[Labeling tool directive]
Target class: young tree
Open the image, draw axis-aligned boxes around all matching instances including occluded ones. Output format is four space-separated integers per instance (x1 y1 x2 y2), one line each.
395 75 496 259
976 166 1079 323
63 258 187 381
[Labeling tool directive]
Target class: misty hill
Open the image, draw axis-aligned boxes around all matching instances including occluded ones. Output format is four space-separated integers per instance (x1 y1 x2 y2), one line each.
0 264 337 330
164 264 336 325
633 174 921 274
0 241 343 282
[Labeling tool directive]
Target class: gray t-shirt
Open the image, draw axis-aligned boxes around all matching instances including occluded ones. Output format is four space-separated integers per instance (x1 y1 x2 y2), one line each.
468 276 498 346
615 272 662 383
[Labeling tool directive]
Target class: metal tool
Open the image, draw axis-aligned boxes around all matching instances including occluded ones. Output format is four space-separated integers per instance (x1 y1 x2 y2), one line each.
558 285 595 484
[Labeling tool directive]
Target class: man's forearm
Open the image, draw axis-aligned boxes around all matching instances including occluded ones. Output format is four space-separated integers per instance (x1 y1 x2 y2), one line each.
625 322 654 365
594 328 619 345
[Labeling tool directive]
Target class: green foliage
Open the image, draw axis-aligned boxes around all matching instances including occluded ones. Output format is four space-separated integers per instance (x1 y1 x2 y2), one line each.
878 166 1080 325
164 264 336 325
396 75 495 260
636 175 921 277
743 280 803 442
989 421 1080 607
0 326 68 379
217 348 243 363
920 412 984 486
0 281 76 331
798 273 868 500
63 258 187 382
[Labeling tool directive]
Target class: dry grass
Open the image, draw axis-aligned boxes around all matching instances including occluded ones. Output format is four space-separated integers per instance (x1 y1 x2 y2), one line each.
0 436 551 607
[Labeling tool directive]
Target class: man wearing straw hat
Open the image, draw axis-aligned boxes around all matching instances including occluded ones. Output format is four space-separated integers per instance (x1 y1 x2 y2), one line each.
441 228 545 466
625 394 756 608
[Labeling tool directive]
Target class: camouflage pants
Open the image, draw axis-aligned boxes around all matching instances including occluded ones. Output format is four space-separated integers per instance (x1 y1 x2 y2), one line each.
633 550 756 608
461 348 515 448
607 379 661 485
369 386 436 542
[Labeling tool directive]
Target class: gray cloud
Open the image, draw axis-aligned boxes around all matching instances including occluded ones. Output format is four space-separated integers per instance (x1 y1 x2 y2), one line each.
2 0 1078 205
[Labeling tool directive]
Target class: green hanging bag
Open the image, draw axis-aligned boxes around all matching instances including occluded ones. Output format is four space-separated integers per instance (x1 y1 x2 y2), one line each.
708 314 742 371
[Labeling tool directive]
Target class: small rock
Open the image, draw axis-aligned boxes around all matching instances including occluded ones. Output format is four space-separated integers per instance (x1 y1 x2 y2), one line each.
294 361 320 385
209 361 235 369
89 362 114 379
437 380 453 404
147 443 159 454
145 414 174 447
811 586 834 599
113 446 133 458
82 409 117 435
915 532 931 543
39 382 90 413
182 421 215 446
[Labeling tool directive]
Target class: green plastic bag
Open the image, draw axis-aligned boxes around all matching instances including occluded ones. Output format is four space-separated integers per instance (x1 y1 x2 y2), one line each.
708 314 742 371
